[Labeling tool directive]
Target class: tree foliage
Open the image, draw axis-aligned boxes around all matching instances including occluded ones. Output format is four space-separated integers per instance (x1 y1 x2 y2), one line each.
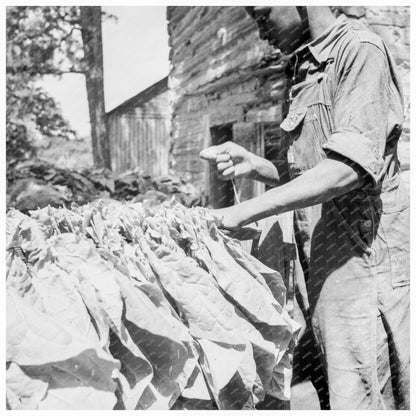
6 6 84 167
6 6 84 76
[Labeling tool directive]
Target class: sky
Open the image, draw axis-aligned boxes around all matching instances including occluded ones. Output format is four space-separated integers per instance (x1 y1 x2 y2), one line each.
39 6 170 137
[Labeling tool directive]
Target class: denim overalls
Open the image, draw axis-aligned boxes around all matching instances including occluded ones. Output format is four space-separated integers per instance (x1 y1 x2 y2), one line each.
280 15 410 409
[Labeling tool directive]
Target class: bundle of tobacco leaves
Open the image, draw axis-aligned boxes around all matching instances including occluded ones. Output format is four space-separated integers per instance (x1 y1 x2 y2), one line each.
6 199 299 410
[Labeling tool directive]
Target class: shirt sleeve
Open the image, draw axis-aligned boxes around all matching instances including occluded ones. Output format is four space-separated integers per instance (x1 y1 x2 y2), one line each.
322 41 390 186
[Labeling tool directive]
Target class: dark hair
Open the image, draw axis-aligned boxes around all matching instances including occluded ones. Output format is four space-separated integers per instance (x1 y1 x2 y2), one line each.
246 6 306 18
244 6 255 16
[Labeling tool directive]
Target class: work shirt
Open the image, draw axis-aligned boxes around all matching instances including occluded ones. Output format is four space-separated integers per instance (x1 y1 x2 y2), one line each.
279 15 410 409
281 13 409 286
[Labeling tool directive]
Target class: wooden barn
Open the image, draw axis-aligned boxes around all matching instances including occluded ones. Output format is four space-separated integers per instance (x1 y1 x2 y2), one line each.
166 6 410 207
106 76 171 175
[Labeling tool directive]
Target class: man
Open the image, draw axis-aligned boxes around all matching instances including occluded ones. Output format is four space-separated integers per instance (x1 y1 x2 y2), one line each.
200 6 409 410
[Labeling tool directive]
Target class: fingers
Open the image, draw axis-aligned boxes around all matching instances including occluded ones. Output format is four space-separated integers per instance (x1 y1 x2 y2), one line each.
199 146 218 161
200 146 233 163
217 160 233 173
216 161 235 181
200 142 245 181
215 153 231 163
221 166 236 180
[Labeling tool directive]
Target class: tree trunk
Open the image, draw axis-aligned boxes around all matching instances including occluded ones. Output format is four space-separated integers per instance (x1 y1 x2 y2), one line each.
80 6 111 169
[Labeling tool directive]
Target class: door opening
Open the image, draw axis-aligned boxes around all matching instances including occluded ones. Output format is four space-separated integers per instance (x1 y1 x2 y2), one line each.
209 123 234 208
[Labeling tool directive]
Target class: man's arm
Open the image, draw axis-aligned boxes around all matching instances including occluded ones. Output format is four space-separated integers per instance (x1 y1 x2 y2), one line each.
214 154 364 229
249 153 281 186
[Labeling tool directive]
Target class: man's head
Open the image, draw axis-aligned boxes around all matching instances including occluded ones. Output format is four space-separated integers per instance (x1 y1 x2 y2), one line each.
245 6 310 54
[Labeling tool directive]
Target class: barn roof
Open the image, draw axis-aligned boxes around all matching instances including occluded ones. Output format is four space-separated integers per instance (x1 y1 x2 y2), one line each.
106 76 168 117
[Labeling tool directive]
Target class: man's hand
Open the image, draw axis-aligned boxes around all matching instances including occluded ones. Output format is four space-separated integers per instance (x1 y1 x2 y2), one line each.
212 207 262 241
212 206 244 231
199 141 255 180
200 141 280 186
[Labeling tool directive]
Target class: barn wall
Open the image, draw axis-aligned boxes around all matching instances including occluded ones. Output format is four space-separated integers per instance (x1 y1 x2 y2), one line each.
168 6 279 193
167 6 410 196
107 89 171 175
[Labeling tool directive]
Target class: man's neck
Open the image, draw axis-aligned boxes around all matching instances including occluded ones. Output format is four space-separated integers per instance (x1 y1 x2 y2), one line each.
306 6 337 41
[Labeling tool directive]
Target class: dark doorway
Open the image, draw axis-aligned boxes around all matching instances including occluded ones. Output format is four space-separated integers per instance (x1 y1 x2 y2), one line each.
263 122 290 188
209 124 234 208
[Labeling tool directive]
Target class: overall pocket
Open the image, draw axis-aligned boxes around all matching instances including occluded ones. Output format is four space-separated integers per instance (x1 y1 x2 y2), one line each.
380 206 410 287
378 175 410 287
280 72 332 177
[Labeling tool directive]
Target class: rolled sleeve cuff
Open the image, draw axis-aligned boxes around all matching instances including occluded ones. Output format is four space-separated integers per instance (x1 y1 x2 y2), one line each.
322 130 384 185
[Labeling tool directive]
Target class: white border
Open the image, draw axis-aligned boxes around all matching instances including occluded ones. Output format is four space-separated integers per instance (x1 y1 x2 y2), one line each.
1 2 414 416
